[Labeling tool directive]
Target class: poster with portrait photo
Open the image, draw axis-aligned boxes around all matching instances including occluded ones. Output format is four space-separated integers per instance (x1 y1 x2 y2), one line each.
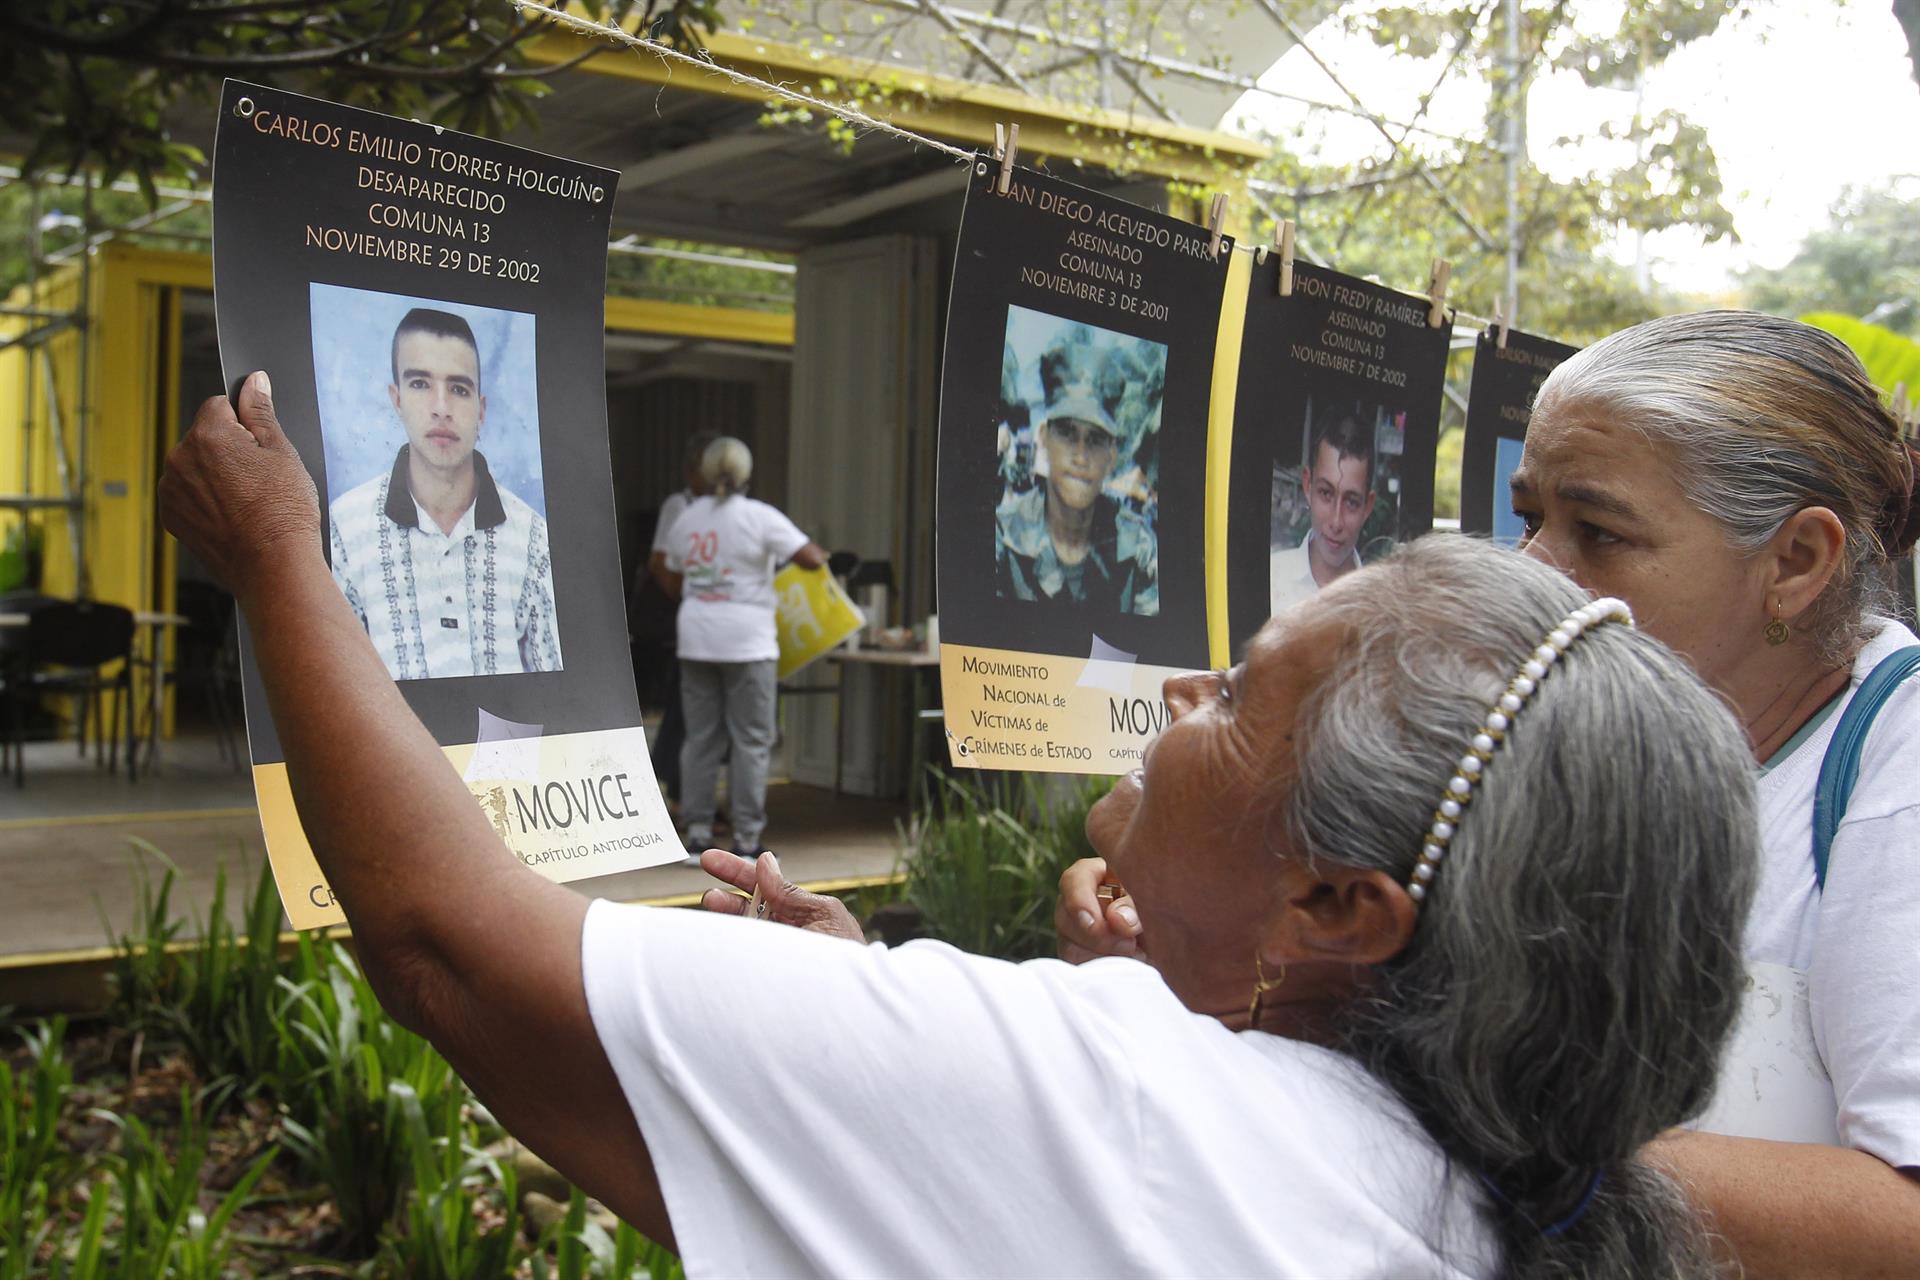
213 80 678 928
1459 327 1580 542
1224 261 1448 653
937 163 1230 774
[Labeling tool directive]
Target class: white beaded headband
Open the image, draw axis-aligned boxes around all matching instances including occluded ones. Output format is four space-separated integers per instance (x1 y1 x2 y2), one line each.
1407 597 1636 905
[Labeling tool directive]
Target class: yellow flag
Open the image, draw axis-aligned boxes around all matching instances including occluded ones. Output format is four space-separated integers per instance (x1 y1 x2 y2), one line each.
774 564 866 679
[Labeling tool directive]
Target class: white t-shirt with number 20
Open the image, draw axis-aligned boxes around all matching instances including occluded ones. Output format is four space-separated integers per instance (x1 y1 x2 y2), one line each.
664 494 810 663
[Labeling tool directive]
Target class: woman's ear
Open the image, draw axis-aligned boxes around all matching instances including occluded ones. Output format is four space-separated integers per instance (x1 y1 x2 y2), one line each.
1261 864 1417 969
1767 506 1848 621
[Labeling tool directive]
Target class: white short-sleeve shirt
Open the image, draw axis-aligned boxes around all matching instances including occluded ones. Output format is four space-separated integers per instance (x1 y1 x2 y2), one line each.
663 495 809 663
580 900 1496 1279
1733 616 1920 1168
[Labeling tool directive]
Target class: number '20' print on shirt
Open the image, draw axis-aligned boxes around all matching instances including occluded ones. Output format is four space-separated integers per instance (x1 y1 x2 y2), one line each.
685 530 733 602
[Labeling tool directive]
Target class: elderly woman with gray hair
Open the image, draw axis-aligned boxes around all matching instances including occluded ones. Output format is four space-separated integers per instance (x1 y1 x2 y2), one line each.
157 378 1758 1278
1067 310 1920 1274
661 437 826 858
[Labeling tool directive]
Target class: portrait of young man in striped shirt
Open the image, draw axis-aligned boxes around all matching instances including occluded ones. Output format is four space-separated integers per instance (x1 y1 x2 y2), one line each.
326 306 562 681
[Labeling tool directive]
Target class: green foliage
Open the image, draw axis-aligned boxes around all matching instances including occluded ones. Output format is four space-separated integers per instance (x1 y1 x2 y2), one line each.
375 1086 521 1279
95 1092 276 1280
0 1019 76 1280
604 239 795 312
1801 313 1920 403
272 935 462 1257
533 1188 687 1280
102 843 288 1109
1744 184 1920 338
0 1 720 200
19 849 690 1275
1261 0 1735 341
898 773 1112 961
1435 423 1464 520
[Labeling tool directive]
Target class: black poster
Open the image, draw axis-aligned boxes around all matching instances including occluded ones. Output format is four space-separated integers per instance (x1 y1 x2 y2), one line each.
212 80 677 927
1459 327 1580 541
1224 260 1449 651
935 163 1231 772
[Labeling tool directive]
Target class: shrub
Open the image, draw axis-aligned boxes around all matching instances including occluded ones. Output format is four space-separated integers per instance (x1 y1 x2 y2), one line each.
102 842 287 1109
0 1018 76 1280
897 773 1113 961
271 936 463 1257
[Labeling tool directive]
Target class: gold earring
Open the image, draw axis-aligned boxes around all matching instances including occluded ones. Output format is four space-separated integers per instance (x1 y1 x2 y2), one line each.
1248 953 1285 1027
1765 600 1791 647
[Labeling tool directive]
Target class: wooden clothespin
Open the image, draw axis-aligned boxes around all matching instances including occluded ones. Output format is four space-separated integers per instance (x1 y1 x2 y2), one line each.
1206 193 1229 259
1277 219 1297 297
1492 300 1510 349
1892 382 1909 427
993 122 1020 196
1427 258 1452 328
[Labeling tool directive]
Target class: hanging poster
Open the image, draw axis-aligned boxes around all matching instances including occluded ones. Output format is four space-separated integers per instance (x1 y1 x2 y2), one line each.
936 163 1232 774
1459 327 1580 543
1223 261 1450 651
212 80 679 929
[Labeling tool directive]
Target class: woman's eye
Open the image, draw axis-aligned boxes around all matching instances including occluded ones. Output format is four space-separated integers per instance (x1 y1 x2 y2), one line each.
1514 511 1541 540
1579 522 1622 546
1216 671 1233 705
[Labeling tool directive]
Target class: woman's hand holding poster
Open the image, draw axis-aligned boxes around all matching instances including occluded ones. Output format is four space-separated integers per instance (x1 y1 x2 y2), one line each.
213 80 681 927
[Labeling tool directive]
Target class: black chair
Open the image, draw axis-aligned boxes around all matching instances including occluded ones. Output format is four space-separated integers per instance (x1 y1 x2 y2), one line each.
0 591 64 786
18 600 137 786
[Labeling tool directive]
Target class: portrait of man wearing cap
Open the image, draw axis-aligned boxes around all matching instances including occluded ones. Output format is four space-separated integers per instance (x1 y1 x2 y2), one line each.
990 326 1152 614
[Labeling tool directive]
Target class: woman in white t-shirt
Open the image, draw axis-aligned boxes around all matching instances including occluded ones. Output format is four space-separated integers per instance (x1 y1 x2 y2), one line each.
1067 312 1920 1274
662 438 824 857
624 537 1760 1278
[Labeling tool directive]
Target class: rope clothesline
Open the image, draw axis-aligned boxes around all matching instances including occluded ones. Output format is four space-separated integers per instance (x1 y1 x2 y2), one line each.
506 0 1546 340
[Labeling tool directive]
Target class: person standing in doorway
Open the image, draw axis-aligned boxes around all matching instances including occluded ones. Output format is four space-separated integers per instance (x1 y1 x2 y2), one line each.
663 438 826 859
634 430 719 812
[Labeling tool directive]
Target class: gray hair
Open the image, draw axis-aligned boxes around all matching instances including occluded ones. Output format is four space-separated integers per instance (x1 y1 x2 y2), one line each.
700 436 753 499
1533 310 1920 659
1287 535 1757 1278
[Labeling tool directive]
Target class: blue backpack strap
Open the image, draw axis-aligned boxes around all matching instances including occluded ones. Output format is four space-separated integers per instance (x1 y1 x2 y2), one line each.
1812 645 1920 891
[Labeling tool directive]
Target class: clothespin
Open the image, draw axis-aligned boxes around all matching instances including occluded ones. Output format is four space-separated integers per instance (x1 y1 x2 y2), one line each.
1206 193 1229 259
1492 300 1510 350
1277 219 1297 297
1892 382 1909 427
1427 258 1452 328
994 122 1020 196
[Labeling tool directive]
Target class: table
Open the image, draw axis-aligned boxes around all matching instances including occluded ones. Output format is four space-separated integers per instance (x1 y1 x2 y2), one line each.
825 647 941 796
0 609 190 777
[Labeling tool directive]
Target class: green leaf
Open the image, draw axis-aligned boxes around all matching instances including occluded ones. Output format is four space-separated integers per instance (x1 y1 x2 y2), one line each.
1801 313 1920 401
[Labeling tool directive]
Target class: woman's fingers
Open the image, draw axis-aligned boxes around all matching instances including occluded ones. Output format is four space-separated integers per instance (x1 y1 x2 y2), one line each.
1103 894 1142 938
698 847 760 891
1055 857 1141 961
1057 857 1111 934
701 887 749 916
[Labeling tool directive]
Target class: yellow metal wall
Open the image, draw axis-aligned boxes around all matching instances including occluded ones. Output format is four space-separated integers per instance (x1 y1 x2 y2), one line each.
0 246 210 617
